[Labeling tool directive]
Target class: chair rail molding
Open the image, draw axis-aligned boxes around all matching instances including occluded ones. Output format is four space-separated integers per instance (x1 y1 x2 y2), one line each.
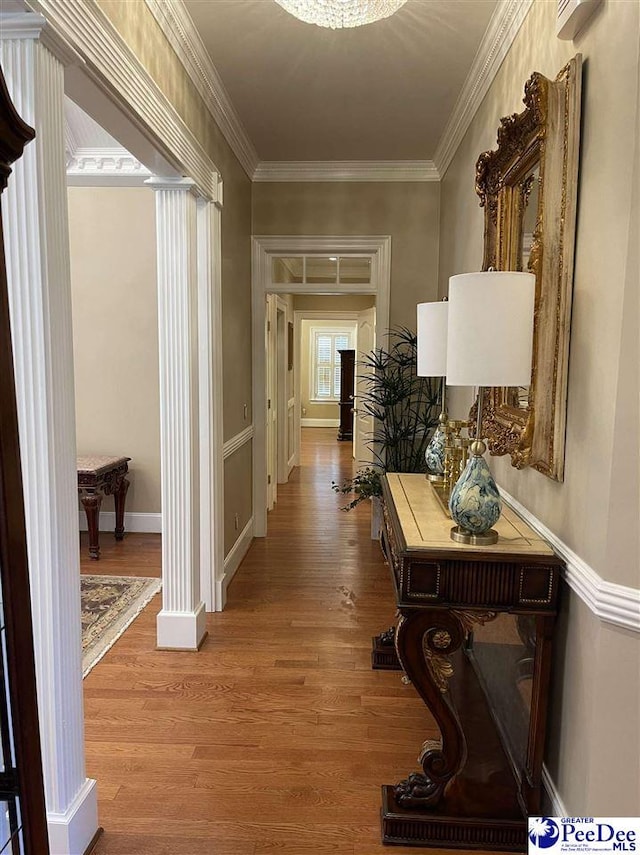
500 486 640 632
223 425 254 460
433 0 534 177
252 235 390 538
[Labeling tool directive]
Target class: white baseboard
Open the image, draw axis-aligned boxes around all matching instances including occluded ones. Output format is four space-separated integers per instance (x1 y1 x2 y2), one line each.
543 763 568 815
216 517 253 610
47 777 98 855
301 418 339 427
78 511 162 534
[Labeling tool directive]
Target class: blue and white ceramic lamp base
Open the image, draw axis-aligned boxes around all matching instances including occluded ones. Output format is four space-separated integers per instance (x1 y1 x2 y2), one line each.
448 440 501 545
425 422 446 482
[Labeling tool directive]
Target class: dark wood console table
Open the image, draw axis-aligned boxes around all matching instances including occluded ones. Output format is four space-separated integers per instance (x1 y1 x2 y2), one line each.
377 473 563 851
77 455 130 560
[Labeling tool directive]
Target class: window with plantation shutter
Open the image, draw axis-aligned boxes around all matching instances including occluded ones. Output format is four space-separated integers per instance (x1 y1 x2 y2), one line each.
312 330 353 401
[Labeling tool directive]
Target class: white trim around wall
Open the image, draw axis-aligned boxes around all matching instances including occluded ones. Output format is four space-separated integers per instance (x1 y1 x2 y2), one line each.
500 487 640 633
433 0 535 177
78 511 162 534
217 517 254 609
223 425 254 459
542 765 569 816
301 418 340 428
253 160 439 182
143 0 259 179
31 0 222 202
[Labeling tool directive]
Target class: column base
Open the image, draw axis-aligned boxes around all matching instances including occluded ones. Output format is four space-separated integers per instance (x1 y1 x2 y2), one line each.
47 778 99 855
156 601 207 650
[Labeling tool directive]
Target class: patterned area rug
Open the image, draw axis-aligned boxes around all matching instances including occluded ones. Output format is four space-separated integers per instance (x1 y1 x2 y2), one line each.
81 575 162 678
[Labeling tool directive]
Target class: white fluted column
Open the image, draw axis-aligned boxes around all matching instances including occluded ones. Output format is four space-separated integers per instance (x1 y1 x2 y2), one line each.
0 13 98 855
196 192 224 612
148 176 206 648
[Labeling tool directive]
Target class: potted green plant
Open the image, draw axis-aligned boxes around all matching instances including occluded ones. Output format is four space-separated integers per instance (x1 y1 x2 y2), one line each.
332 327 440 536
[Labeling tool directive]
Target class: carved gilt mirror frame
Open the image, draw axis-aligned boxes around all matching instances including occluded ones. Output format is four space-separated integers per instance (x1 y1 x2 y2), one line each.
475 55 582 481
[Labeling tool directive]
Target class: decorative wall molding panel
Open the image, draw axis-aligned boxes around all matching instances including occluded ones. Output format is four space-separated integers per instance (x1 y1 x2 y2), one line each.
144 0 259 179
78 511 162 534
433 0 535 177
253 160 440 183
223 424 254 460
500 487 640 632
217 517 254 609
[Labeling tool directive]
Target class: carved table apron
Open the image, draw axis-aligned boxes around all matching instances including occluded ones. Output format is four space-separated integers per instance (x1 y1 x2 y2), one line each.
377 473 563 851
77 455 131 560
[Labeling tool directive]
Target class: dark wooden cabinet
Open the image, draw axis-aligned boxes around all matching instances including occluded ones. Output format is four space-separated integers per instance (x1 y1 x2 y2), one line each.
337 349 355 441
376 473 563 851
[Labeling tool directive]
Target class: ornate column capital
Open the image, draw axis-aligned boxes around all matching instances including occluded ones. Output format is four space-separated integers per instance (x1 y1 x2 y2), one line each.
145 175 198 194
0 11 82 65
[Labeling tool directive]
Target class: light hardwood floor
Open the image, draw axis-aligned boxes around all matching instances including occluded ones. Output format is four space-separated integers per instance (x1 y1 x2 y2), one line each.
82 429 459 854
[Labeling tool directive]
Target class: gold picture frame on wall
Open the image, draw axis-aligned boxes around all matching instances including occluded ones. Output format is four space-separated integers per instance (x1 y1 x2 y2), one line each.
475 55 582 481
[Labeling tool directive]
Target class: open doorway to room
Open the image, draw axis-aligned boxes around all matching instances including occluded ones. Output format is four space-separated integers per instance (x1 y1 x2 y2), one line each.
252 237 390 536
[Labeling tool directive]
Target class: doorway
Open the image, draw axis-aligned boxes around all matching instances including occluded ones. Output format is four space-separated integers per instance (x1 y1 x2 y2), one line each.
252 236 391 536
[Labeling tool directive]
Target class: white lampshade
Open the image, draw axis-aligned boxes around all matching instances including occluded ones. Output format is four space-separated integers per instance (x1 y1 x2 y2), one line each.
445 271 535 387
417 302 448 377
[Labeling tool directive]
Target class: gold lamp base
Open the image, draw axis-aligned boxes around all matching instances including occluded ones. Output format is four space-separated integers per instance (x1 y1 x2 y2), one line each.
426 472 444 483
450 525 499 546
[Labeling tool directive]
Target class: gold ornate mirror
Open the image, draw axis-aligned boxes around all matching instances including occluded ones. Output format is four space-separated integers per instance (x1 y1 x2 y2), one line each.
475 55 582 481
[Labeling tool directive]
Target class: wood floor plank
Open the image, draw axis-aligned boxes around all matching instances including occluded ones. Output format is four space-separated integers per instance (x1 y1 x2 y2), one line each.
85 429 506 855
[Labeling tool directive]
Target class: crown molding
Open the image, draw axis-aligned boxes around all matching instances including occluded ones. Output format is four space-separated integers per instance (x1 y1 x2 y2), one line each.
144 0 259 180
66 146 151 186
500 486 640 633
253 160 440 183
433 0 535 178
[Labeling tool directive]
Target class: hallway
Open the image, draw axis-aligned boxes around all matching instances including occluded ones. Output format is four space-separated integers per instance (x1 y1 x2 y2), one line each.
85 429 442 854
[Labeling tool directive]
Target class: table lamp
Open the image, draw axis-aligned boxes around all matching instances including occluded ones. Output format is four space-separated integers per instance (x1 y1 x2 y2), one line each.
417 300 448 481
445 271 535 545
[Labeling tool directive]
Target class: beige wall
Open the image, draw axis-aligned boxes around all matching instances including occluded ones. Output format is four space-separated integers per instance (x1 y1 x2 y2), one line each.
252 182 440 330
97 1 254 553
68 186 160 514
438 0 640 813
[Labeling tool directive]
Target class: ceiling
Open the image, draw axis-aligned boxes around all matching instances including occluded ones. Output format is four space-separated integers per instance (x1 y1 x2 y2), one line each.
181 0 498 163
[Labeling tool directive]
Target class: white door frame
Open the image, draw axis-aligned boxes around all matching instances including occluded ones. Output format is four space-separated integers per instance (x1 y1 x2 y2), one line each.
276 297 290 484
251 235 391 537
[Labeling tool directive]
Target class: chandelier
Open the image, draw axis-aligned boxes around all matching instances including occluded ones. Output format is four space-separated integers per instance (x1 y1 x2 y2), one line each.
275 0 407 29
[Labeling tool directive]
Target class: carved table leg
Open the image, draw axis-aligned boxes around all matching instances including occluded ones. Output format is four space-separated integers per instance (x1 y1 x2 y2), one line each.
113 476 130 541
80 491 102 560
391 609 468 808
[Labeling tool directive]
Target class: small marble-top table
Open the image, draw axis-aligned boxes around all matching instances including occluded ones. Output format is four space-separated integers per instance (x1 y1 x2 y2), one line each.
77 455 131 560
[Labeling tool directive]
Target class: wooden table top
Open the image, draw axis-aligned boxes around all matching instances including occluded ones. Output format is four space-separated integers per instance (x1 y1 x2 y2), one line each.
385 472 554 557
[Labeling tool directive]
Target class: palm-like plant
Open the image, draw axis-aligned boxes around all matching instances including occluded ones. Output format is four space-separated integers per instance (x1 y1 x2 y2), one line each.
333 328 440 508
